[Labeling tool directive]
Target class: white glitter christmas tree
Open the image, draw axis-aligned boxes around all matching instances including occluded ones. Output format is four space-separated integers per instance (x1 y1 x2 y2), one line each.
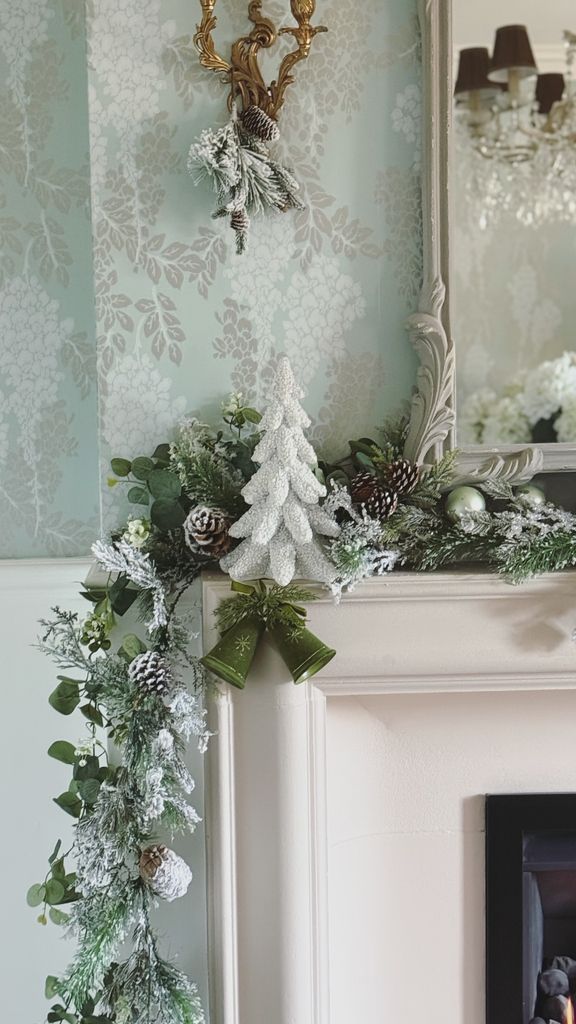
220 357 340 586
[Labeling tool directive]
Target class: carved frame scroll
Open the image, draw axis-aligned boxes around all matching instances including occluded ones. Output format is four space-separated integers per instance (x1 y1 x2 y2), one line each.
404 0 576 484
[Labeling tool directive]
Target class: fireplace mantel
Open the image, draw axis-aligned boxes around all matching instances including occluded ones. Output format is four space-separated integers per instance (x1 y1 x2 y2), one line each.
202 569 576 1024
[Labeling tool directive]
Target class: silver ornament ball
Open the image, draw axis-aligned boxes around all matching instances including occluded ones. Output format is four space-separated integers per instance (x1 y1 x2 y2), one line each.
515 484 546 507
445 485 486 522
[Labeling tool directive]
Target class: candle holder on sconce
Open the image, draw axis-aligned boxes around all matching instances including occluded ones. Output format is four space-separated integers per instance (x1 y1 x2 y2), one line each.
194 0 327 122
188 1 327 254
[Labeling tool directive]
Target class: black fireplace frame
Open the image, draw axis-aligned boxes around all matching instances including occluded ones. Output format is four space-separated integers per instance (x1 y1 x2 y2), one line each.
486 793 576 1024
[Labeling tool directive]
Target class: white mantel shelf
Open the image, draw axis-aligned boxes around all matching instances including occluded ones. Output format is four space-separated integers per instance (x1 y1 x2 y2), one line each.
203 568 576 695
202 569 576 1024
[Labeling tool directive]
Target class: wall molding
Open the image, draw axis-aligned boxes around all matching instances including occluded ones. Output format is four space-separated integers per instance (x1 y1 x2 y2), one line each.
203 567 576 1024
0 558 92 592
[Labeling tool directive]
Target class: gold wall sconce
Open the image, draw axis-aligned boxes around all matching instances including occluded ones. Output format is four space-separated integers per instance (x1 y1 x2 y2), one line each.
189 0 327 254
194 0 327 123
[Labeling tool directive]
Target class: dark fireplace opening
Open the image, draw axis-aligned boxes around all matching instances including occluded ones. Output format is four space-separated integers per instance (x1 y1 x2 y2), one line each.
486 795 576 1024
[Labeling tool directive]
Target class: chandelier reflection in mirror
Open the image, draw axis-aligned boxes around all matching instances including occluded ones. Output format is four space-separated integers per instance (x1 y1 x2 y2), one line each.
455 25 576 228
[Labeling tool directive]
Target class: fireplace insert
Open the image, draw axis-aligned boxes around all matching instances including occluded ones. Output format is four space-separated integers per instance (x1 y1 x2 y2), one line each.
486 794 576 1024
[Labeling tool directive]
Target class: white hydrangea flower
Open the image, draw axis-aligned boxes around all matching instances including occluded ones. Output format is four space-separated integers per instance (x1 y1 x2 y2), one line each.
520 352 576 425
555 395 576 442
102 352 186 459
459 388 497 444
482 395 531 445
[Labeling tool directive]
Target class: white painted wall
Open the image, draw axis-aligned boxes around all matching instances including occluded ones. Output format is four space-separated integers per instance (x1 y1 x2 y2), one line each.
0 561 209 1022
327 690 576 1024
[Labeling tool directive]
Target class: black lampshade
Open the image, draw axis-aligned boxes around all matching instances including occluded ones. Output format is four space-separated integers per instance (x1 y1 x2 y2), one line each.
488 24 538 83
536 72 565 113
455 47 502 97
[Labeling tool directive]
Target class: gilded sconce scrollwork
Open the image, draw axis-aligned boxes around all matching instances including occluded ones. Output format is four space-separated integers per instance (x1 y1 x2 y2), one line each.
194 0 327 119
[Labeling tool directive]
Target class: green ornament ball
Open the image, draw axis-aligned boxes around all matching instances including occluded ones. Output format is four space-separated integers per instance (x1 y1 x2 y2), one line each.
445 485 486 522
515 484 546 507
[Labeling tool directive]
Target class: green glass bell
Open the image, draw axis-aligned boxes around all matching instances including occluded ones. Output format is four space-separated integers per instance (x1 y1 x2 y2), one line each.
200 614 265 689
268 608 336 684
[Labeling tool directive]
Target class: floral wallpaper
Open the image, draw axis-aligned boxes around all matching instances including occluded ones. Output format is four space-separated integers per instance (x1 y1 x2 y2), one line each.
0 0 422 555
0 0 99 557
86 0 422 533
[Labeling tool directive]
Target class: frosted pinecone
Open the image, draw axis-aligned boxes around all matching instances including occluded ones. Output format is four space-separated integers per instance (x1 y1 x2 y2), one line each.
139 844 192 902
382 458 419 496
184 505 232 558
350 472 398 519
128 651 172 696
241 105 280 142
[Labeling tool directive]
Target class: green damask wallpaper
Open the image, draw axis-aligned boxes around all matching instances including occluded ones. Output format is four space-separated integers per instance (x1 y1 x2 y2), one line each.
0 0 99 557
0 0 422 555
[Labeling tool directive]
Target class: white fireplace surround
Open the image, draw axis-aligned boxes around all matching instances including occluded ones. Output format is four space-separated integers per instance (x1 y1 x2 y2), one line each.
202 569 576 1024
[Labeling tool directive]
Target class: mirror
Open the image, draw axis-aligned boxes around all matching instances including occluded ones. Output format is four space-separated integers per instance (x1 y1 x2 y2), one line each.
452 3 576 451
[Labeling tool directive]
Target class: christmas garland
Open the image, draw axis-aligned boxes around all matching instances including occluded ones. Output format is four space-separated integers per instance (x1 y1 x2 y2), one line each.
29 357 576 1023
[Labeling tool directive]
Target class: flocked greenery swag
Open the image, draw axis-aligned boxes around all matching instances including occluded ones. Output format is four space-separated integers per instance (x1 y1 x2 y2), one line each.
29 361 576 1023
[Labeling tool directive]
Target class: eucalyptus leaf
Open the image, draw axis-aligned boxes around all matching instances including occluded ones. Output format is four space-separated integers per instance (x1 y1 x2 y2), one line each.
242 407 262 424
45 879 65 905
127 485 149 506
49 907 70 926
26 883 46 907
152 442 171 463
49 679 80 716
108 577 138 615
48 839 62 865
45 976 59 999
110 457 131 477
51 858 66 883
150 497 186 531
48 740 76 765
121 633 146 660
78 778 101 804
74 755 100 781
147 467 181 500
80 703 104 727
131 456 155 480
53 792 82 818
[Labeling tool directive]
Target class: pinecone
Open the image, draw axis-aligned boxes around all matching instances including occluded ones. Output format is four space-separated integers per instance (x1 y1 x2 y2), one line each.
139 844 192 902
184 506 232 558
128 650 172 696
381 458 419 496
139 844 168 881
241 105 280 142
230 207 250 254
350 471 398 519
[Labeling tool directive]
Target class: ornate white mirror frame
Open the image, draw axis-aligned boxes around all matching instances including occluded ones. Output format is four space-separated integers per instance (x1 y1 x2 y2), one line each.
404 0 576 485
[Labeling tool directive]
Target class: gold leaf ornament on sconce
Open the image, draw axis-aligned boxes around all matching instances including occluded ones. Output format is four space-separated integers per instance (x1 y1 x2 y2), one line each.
188 0 327 254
